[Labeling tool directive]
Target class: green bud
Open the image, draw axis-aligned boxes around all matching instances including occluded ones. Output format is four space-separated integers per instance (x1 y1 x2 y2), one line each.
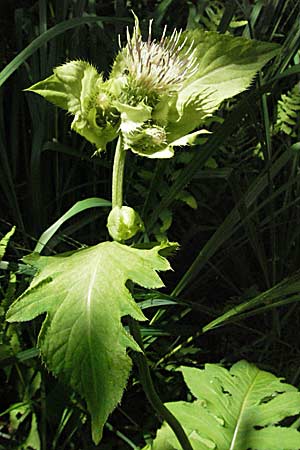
125 124 171 158
107 206 144 241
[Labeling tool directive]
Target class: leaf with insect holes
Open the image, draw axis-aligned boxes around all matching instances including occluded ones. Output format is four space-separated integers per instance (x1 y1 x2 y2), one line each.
145 360 300 450
7 241 175 444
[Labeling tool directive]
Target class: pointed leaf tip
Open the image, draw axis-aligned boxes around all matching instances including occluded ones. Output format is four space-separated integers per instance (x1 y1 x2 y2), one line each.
7 240 175 443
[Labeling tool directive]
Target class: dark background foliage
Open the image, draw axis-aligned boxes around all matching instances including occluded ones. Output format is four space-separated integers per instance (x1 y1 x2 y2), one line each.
0 0 300 448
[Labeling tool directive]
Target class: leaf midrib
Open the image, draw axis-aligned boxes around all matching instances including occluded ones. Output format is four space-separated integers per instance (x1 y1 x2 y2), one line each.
85 262 100 409
229 369 260 450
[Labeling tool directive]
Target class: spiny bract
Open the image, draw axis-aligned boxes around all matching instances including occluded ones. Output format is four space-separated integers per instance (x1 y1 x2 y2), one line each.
26 14 280 158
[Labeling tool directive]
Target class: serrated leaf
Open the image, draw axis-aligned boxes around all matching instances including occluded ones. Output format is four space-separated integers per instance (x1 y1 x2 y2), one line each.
7 241 173 443
148 360 300 450
167 31 280 141
26 61 99 114
26 61 118 151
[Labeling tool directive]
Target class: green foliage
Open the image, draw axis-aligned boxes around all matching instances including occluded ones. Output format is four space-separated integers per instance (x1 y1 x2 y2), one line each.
6 372 42 450
187 0 247 32
274 82 300 136
0 226 15 262
0 228 42 449
33 197 111 254
146 360 300 450
21 413 41 450
26 18 280 158
7 241 173 443
0 227 17 351
165 31 280 142
203 270 300 332
1 1 300 449
26 61 119 152
134 151 200 241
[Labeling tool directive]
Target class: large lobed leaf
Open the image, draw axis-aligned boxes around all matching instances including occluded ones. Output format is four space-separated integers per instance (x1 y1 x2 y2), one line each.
147 360 300 450
7 241 172 443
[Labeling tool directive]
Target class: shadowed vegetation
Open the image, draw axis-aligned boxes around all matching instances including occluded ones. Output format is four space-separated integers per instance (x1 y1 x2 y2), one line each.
0 1 300 449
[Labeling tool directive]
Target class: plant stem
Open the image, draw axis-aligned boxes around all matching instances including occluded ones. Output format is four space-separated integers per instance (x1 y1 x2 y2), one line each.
41 373 47 450
129 318 193 450
112 135 192 449
112 136 126 208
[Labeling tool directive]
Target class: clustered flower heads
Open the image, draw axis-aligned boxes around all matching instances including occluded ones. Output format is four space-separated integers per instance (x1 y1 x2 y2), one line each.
27 14 280 158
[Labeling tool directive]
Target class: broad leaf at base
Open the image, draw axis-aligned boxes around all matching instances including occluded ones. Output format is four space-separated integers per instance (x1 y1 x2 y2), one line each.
146 360 300 450
7 241 173 443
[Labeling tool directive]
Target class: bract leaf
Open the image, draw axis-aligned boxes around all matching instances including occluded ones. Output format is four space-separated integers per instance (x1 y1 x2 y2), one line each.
26 61 99 114
26 61 118 151
167 31 280 141
170 129 210 148
7 241 173 443
148 360 300 450
115 101 152 132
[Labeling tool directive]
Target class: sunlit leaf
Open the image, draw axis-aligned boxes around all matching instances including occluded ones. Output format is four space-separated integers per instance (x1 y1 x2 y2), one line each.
0 227 15 262
7 241 173 443
166 31 280 141
147 360 300 450
26 61 118 151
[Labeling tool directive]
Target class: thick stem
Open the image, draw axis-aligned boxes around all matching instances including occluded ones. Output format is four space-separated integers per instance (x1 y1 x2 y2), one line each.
129 318 193 450
112 136 126 208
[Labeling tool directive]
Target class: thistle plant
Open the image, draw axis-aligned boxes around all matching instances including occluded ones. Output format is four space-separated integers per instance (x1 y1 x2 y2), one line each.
27 14 279 160
7 14 282 447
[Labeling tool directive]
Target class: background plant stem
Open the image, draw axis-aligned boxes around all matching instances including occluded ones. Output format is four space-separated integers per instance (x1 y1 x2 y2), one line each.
129 318 194 450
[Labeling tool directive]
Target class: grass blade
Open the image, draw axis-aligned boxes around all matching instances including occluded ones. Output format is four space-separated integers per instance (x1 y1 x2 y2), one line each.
0 15 131 88
34 197 111 253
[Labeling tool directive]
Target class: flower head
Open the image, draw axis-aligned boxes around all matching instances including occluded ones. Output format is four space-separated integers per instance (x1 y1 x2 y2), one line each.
27 14 280 158
121 17 198 97
108 14 204 157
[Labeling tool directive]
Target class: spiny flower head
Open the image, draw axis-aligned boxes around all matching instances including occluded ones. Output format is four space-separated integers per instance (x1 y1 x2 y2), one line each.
26 14 280 158
120 17 198 98
106 14 204 157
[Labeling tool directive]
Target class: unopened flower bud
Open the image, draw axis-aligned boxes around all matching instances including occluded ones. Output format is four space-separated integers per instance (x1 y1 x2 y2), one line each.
107 206 144 241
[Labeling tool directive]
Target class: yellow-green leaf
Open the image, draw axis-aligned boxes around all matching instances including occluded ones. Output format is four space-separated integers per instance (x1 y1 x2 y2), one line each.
7 241 173 443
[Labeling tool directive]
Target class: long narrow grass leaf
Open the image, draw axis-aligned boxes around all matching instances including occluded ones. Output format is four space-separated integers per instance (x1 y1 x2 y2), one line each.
34 197 111 253
0 16 131 88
